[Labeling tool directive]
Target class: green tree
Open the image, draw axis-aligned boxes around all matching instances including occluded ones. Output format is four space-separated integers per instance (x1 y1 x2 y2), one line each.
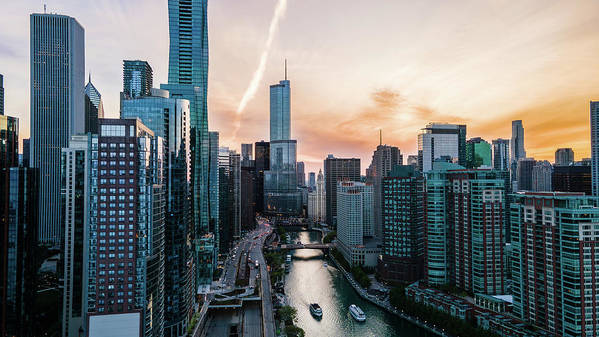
284 325 305 337
323 231 336 244
278 305 298 324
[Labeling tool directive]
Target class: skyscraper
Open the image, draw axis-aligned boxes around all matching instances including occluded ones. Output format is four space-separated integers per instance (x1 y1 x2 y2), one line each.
241 143 253 166
531 160 552 191
308 172 316 190
254 141 269 213
465 137 491 168
122 60 153 99
510 120 526 162
0 115 18 169
417 123 466 172
84 74 104 133
492 138 510 171
0 74 4 115
324 155 360 226
218 148 240 251
592 101 599 196
379 165 424 284
553 164 591 195
121 89 193 337
30 13 85 244
264 77 302 214
208 131 219 243
555 148 574 166
516 158 536 191
511 192 599 337
307 169 326 222
366 144 402 238
161 0 210 288
296 161 305 187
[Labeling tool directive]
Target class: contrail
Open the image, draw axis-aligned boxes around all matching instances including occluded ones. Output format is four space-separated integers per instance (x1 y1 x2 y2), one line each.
236 0 288 116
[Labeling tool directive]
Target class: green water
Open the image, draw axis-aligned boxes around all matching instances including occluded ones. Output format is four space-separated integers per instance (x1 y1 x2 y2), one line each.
284 231 432 337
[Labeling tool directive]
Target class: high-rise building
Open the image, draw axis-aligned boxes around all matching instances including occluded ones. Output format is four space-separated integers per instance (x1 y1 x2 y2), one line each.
307 169 326 222
0 74 4 115
84 119 165 336
516 158 536 191
492 138 510 171
120 89 193 337
254 141 269 213
84 74 104 134
366 144 402 239
0 167 38 337
531 160 552 191
161 0 211 288
30 13 85 244
553 164 591 195
592 101 599 196
296 161 305 187
555 148 574 166
218 148 241 251
510 120 526 163
324 155 360 226
208 132 219 244
241 164 256 232
22 138 30 168
336 181 379 267
308 172 316 191
417 123 466 172
465 137 491 168
0 115 18 169
407 155 418 170
264 78 301 214
241 143 253 167
122 60 153 100
378 165 424 284
511 192 599 337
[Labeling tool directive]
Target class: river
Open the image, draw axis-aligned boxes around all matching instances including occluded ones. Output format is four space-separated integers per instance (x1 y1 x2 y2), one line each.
283 231 432 337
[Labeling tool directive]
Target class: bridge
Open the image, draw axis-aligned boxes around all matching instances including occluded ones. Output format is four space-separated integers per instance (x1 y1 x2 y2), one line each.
265 243 335 252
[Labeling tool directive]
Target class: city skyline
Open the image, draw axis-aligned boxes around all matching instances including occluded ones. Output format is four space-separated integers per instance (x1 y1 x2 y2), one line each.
2 0 599 175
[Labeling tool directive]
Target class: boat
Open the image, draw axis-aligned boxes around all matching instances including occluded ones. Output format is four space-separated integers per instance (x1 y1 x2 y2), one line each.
309 303 323 318
349 304 366 322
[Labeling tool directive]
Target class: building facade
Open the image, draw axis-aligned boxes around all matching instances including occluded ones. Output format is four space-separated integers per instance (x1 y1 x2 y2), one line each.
511 192 599 336
296 161 305 187
552 164 591 195
254 141 269 214
555 148 574 166
418 123 467 173
307 169 326 222
465 137 491 168
30 13 85 244
379 165 424 283
324 155 360 227
492 138 510 171
122 60 153 100
516 158 535 191
531 160 552 192
84 74 104 134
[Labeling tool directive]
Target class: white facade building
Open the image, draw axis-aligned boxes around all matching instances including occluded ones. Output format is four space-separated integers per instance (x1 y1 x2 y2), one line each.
307 169 326 222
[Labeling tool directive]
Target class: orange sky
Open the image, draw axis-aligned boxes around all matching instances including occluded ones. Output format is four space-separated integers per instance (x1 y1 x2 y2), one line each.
2 0 599 174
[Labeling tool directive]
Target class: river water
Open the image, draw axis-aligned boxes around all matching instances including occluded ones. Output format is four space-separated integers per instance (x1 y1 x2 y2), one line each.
284 231 432 337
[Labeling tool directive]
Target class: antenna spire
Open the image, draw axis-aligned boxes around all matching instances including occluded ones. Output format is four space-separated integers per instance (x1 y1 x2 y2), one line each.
284 59 287 80
44 4 47 13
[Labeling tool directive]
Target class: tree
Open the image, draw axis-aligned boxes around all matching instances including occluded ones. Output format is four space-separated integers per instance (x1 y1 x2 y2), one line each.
323 231 336 244
285 325 305 337
278 305 298 324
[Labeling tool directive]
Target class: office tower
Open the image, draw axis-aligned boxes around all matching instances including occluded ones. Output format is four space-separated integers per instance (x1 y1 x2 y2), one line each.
254 141 269 213
22 138 30 168
83 119 165 337
61 135 90 337
465 137 491 168
120 89 193 336
218 148 240 250
307 169 326 222
308 172 316 190
516 158 535 191
30 13 84 244
264 78 302 214
122 60 153 99
492 138 510 171
366 144 402 238
324 155 360 226
296 161 305 187
417 123 466 173
336 181 379 267
0 74 4 115
208 131 219 241
84 74 104 134
241 143 253 167
0 167 38 337
161 0 210 289
511 192 599 337
241 164 256 232
553 164 591 195
510 120 526 162
555 148 574 166
407 155 418 170
531 160 552 191
379 165 424 284
0 115 18 168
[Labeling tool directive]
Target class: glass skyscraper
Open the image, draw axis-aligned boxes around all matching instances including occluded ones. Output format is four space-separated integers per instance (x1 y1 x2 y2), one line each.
84 74 104 134
30 13 85 244
161 1 211 287
122 60 153 100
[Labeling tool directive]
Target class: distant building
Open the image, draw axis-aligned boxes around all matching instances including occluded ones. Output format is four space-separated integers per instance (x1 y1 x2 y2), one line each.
417 123 466 172
466 137 491 168
84 74 104 133
511 192 599 337
378 165 424 283
122 60 153 100
324 155 360 226
531 160 552 191
552 164 591 195
208 132 220 243
336 181 380 267
22 138 30 168
492 138 510 171
30 13 85 244
254 141 269 213
296 161 305 187
241 143 253 167
241 164 257 232
366 144 402 239
554 148 574 166
307 169 326 222
218 148 241 251
308 172 316 190
516 158 535 191
510 120 526 164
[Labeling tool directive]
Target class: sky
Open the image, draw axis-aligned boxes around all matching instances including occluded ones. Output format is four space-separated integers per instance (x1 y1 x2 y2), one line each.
2 0 599 174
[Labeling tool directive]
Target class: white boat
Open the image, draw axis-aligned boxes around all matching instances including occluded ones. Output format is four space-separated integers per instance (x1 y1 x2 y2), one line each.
310 303 323 318
349 304 366 322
